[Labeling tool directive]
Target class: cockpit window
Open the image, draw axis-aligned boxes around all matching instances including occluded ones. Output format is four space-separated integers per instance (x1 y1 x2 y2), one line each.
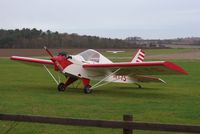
79 50 100 62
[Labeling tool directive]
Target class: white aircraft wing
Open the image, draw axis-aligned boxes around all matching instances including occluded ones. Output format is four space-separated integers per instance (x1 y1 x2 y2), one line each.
83 61 188 77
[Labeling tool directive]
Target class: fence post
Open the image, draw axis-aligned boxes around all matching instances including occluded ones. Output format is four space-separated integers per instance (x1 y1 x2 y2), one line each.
123 114 133 134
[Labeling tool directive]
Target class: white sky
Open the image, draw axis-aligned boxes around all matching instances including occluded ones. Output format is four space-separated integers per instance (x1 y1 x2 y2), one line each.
0 0 200 39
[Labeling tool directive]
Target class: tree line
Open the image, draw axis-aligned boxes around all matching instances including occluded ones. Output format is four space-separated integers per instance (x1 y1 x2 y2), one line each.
0 28 138 49
1 28 199 49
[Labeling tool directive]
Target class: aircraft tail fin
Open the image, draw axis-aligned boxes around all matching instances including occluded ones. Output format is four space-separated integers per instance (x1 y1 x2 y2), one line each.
131 49 145 63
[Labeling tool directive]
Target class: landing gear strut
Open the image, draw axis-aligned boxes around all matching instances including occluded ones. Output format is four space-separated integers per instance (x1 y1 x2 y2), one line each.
57 77 78 92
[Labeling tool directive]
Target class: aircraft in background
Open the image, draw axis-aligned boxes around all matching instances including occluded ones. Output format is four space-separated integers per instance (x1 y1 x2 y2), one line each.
106 50 125 53
11 48 188 94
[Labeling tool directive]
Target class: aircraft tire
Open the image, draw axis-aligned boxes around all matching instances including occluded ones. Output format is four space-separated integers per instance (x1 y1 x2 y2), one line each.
58 83 65 91
84 85 92 94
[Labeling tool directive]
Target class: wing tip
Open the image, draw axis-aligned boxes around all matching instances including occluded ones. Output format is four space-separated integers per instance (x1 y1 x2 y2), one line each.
10 56 54 65
10 56 18 60
164 61 188 75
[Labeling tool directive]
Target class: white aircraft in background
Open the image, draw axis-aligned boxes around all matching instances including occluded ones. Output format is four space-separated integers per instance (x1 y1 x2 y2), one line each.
11 48 188 94
106 50 125 53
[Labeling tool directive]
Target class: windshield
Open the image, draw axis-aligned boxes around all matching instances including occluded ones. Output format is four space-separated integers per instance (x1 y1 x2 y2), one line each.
79 49 100 63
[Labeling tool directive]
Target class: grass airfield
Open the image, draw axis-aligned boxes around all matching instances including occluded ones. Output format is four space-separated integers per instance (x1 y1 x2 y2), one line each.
0 49 200 134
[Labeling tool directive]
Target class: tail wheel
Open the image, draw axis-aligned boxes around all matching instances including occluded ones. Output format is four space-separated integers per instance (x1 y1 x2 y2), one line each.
58 83 66 91
84 85 92 94
135 83 142 89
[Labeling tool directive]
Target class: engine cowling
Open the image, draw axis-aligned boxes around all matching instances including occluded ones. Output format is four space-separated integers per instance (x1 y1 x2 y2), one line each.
51 56 73 71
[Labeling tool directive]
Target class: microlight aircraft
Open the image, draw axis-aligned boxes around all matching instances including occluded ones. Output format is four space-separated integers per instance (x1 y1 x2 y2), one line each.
11 48 187 94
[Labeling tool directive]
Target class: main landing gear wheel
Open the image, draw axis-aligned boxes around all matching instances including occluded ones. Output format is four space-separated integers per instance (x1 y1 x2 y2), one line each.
58 83 66 92
84 85 92 94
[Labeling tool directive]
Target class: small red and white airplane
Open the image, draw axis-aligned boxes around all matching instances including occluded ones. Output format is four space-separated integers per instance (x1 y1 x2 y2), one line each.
11 47 188 93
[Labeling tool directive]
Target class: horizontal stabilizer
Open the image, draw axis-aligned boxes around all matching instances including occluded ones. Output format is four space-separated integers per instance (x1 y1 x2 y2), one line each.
132 75 166 83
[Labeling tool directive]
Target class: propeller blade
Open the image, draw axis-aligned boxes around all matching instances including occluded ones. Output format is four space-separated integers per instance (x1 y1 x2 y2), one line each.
44 46 64 72
44 46 54 57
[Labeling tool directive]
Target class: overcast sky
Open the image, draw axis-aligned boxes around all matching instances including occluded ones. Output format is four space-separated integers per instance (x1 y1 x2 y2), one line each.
0 0 200 39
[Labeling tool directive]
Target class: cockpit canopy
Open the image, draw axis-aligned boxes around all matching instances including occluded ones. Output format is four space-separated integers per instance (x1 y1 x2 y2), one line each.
79 49 99 62
78 49 112 64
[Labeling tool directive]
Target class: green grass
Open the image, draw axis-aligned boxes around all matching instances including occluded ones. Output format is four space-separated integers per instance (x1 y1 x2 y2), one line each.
0 54 200 133
101 48 198 62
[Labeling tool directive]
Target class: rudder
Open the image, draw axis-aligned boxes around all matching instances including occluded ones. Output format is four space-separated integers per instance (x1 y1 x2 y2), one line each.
130 49 145 63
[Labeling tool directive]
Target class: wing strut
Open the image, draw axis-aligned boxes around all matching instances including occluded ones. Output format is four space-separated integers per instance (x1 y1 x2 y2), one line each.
91 68 120 89
43 65 59 85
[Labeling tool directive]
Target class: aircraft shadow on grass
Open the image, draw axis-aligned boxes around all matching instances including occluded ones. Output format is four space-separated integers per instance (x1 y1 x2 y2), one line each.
61 86 171 100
